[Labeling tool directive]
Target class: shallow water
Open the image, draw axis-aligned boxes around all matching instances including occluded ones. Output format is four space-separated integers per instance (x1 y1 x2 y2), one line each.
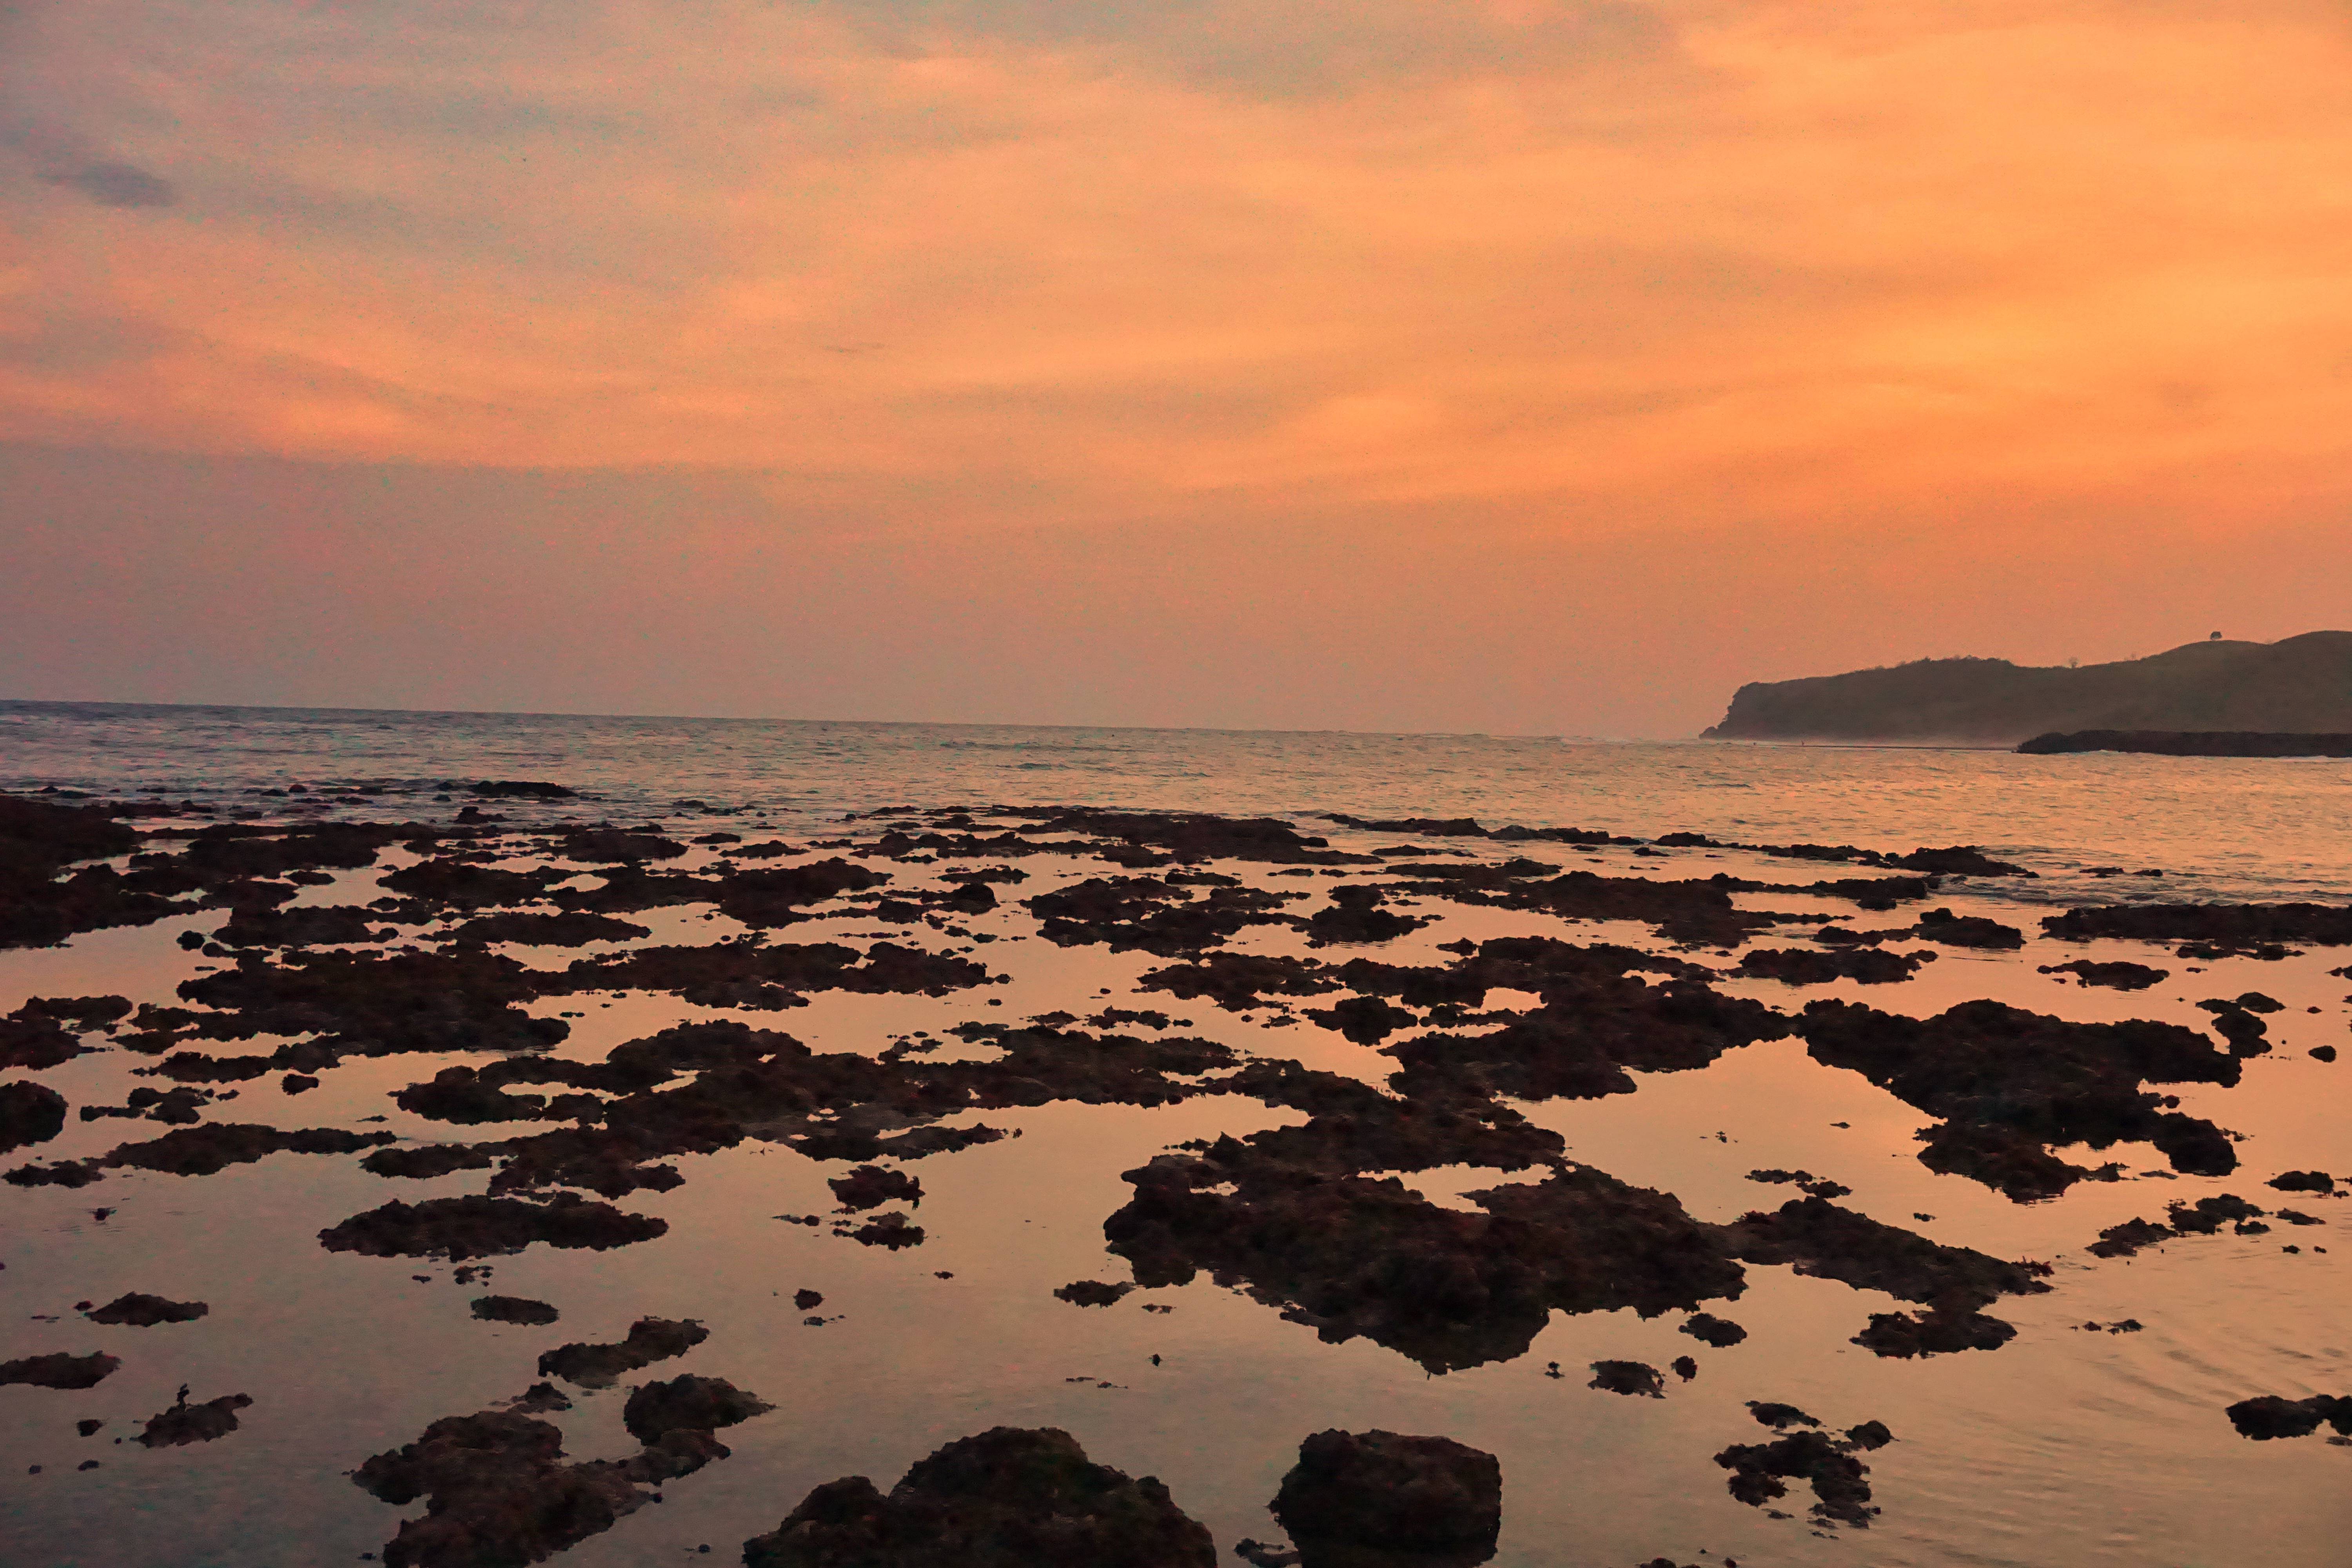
8 698 2352 903
4 707 2352 1567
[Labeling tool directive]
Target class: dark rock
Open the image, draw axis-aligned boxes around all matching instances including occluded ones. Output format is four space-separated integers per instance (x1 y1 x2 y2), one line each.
1850 1307 2017 1357
1589 1360 1664 1397
1025 875 1304 957
1746 1168 1851 1200
9 1122 398 1187
621 1374 772 1443
85 1293 206 1326
2020 731 2352 758
355 1398 737 1568
538 1318 709 1387
137 1393 251 1446
1670 1356 1698 1381
849 1213 924 1249
1055 1280 1134 1307
1138 953 1339 1012
2087 1194 2271 1258
471 1296 560 1326
2227 1394 2352 1440
561 828 687 863
1681 1313 1747 1348
0 1351 120 1389
2037 960 2169 991
362 1144 500 1180
1891 847 2031 877
1377 941 1791 1103
830 1165 921 1210
1717 1196 2049 1314
1303 995 1419 1044
0 1080 67 1153
1793 1000 2239 1200
1305 886 1431 946
1748 1402 1818 1428
470 781 577 799
1107 1125 1742 1372
446 911 652 947
2043 902 2352 949
1714 1409 1890 1527
1734 947 1925 985
555 938 987 1006
2087 1217 2174 1259
503 1382 572 1414
741 1425 1215 1568
793 1289 824 1311
2270 1171 2335 1194
0 793 139 873
1270 1429 1501 1563
1912 908 2024 950
319 1193 668 1260
0 1011 86 1070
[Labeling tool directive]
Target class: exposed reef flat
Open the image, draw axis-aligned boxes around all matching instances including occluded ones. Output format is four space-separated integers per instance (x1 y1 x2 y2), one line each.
2018 731 2352 757
3 786 2350 1566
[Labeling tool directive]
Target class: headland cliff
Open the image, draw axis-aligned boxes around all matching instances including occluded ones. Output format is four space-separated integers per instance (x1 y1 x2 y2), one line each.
1702 631 2352 745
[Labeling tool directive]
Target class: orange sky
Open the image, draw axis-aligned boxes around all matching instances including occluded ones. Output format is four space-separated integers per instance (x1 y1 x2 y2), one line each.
3 0 2350 733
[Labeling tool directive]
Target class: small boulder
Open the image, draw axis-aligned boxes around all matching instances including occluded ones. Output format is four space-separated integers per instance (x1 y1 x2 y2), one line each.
742 1426 1214 1567
1271 1430 1502 1563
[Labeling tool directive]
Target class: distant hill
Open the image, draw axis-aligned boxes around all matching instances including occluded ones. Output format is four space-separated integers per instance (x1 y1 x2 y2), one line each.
1702 632 2352 745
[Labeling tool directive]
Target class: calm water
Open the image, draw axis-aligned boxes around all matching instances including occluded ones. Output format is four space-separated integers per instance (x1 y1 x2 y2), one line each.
5 699 2350 906
7 701 2352 1568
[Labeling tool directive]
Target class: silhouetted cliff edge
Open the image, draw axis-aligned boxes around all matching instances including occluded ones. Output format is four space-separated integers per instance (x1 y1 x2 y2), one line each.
1702 632 2352 744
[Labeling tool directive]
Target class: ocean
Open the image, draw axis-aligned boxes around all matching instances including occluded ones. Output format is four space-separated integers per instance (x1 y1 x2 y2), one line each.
7 698 2351 903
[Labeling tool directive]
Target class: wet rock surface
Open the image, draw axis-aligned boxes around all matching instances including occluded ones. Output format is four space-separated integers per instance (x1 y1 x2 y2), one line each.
0 1080 68 1153
2226 1394 2352 1440
2044 902 2352 949
9 1123 399 1186
2038 959 2169 990
1270 1429 1502 1566
1589 1360 1665 1397
85 1292 207 1326
1 1351 120 1388
355 1383 750 1568
537 1317 709 1387
1717 1196 2049 1320
621 1373 772 1443
1734 946 1927 985
319 1194 669 1259
470 1295 559 1326
1681 1313 1747 1348
2087 1194 2274 1258
1714 1404 1893 1527
829 1164 922 1210
137 1392 252 1446
1793 1000 2239 1199
741 1425 1216 1568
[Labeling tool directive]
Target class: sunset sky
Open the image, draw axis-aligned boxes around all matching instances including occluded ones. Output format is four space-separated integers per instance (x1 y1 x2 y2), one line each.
4 0 2350 734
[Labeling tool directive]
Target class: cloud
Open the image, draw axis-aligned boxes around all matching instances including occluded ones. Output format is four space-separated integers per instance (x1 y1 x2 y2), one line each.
42 158 174 207
2 0 2352 542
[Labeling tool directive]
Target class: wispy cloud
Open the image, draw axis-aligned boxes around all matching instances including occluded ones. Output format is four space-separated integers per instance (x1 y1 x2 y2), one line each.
2 0 2351 539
